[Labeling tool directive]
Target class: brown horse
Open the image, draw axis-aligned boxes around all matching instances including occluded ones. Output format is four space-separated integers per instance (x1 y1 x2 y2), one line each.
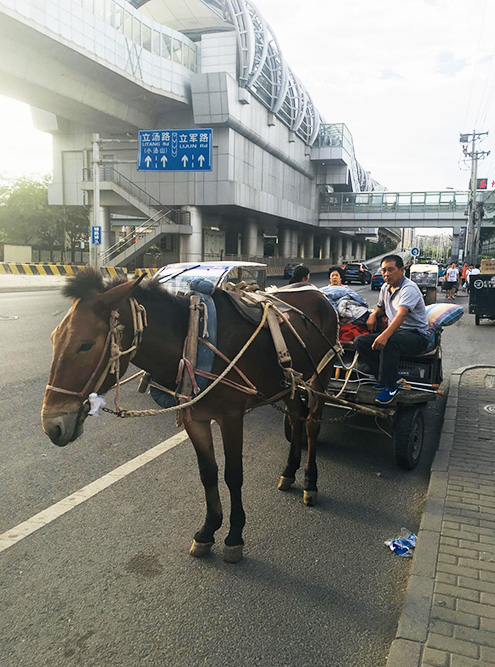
41 269 338 562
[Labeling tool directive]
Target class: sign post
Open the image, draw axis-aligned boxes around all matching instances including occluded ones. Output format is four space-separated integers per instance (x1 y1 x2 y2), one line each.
411 247 420 264
137 129 213 172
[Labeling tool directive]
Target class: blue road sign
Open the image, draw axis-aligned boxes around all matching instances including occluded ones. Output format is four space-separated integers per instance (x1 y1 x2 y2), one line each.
91 226 102 245
411 247 420 256
137 128 212 171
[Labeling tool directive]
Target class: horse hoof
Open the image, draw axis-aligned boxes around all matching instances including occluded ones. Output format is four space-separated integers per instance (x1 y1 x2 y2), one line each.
303 490 317 506
278 476 295 491
223 544 243 563
189 539 213 557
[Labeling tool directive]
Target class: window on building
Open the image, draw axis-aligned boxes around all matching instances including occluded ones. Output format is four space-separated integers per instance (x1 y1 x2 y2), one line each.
124 10 132 39
161 33 171 59
133 17 141 45
114 3 124 32
94 0 105 19
172 38 182 64
142 24 151 51
152 29 160 55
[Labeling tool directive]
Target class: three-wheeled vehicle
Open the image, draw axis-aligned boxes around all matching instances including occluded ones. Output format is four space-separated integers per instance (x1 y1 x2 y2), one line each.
468 273 495 325
410 263 439 305
285 334 443 471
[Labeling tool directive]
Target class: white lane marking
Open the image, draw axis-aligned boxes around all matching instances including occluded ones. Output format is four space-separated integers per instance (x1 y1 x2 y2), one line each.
0 431 188 554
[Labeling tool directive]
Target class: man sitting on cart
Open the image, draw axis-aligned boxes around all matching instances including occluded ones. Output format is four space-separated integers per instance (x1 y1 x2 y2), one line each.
354 254 430 405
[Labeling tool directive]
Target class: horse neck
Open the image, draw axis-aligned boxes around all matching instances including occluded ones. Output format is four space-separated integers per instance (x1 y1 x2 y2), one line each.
124 292 189 383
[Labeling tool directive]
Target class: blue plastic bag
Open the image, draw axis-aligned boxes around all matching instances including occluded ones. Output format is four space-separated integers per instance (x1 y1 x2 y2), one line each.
384 528 417 558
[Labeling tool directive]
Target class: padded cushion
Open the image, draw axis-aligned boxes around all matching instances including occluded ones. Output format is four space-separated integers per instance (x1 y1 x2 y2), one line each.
425 303 464 332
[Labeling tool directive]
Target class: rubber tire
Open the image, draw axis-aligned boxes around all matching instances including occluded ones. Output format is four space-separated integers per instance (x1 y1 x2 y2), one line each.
424 288 437 305
475 314 481 325
393 407 425 470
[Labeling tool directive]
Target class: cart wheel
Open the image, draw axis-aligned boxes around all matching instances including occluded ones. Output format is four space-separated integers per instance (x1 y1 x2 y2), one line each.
284 414 292 442
393 407 424 470
475 314 481 326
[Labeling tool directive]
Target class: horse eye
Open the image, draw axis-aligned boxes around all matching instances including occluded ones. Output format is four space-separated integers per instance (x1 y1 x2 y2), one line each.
78 343 94 353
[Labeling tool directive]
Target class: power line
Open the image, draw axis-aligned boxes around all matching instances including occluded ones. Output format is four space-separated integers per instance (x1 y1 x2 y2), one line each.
462 0 488 130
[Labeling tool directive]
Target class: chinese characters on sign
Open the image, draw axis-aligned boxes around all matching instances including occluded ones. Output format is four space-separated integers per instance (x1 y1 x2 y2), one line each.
91 226 102 245
137 129 212 171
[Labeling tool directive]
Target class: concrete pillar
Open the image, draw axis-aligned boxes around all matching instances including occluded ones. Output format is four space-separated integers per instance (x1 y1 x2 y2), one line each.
280 229 292 259
243 218 258 258
100 206 111 257
451 226 461 262
180 205 203 262
291 230 298 258
323 236 331 260
304 233 314 261
335 237 343 264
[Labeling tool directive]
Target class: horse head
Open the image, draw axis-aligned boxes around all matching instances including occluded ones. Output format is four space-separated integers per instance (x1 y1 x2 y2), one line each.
41 269 143 447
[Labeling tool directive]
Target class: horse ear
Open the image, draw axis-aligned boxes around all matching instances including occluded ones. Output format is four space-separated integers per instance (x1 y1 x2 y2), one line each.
98 275 144 310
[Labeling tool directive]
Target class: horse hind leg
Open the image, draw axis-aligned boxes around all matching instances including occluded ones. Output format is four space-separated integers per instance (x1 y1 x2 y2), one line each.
303 398 324 506
185 419 223 557
218 413 246 563
278 396 306 492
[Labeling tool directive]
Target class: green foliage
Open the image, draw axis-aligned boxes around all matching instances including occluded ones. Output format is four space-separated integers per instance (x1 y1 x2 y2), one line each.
0 175 88 259
365 238 396 259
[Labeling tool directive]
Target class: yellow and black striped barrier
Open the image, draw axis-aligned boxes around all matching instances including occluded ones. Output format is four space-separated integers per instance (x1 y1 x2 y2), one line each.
99 267 127 278
134 268 159 278
0 263 127 277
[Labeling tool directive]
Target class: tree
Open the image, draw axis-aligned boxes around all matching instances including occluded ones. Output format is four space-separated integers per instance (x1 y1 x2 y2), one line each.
0 175 88 261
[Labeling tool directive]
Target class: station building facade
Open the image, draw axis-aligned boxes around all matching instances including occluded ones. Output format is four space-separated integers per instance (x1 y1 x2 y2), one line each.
0 0 387 268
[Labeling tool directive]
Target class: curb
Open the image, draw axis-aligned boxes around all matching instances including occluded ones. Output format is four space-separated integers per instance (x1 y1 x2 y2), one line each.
387 364 495 666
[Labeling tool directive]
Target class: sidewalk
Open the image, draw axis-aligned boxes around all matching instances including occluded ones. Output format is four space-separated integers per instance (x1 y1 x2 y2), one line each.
0 274 67 292
388 365 495 667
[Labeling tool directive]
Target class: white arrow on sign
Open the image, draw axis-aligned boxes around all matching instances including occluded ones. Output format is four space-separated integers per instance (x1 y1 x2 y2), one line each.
198 155 205 167
181 155 188 167
145 155 152 167
161 155 167 166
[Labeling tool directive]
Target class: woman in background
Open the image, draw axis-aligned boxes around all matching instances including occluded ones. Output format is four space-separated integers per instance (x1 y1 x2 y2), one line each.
288 265 310 284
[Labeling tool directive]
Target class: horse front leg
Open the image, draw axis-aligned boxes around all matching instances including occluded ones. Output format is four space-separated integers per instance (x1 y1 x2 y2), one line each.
278 396 306 491
218 413 245 563
185 419 223 558
303 399 323 506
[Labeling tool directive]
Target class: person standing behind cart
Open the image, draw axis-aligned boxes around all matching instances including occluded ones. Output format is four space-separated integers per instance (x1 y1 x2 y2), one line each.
354 255 430 405
444 262 459 300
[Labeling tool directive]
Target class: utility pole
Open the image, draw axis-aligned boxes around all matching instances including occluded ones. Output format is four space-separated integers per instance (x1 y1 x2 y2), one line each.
460 130 490 264
92 133 101 268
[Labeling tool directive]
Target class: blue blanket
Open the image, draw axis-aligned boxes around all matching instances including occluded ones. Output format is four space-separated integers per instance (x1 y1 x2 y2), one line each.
150 278 217 408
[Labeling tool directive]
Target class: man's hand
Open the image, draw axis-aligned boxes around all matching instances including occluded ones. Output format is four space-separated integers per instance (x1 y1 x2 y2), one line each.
367 312 378 332
372 333 389 350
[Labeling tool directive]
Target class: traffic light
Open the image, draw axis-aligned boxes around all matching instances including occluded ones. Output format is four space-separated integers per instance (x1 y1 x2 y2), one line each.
477 178 487 189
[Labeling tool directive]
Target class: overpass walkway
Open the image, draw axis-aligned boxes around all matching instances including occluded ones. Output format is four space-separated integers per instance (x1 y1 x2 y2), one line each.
319 191 472 229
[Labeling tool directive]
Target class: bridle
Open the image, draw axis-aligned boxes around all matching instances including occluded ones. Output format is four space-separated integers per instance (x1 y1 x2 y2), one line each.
45 298 147 408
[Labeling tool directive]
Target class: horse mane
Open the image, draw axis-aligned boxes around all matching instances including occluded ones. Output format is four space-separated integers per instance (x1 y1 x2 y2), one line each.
62 267 184 308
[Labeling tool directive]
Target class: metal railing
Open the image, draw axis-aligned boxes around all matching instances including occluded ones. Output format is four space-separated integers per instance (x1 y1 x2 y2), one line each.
320 190 470 214
100 210 173 265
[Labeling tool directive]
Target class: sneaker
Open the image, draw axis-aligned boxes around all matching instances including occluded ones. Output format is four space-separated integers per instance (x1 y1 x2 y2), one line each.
375 386 400 404
373 374 401 389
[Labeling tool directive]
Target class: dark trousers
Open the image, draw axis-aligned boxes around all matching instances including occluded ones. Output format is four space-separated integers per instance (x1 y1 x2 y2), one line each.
354 329 428 387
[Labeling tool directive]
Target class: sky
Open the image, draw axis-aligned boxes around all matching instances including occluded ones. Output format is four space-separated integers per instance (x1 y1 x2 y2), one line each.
0 0 494 195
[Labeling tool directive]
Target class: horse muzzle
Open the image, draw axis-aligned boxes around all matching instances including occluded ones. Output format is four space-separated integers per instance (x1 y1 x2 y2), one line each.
42 404 89 447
